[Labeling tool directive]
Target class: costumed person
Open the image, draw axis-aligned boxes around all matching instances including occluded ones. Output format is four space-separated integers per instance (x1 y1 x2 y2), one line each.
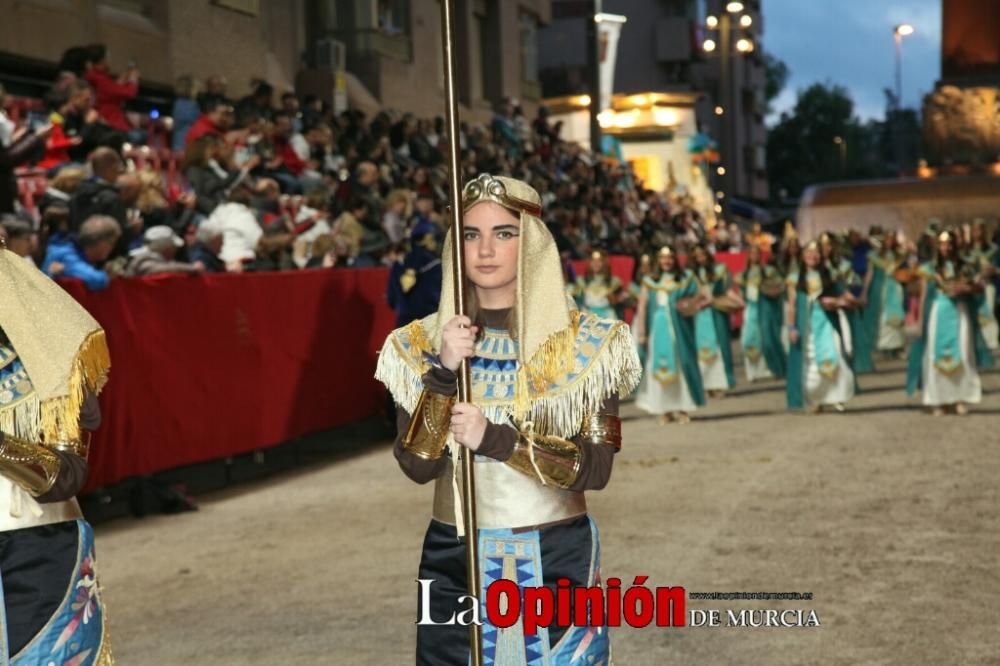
386 220 443 327
862 229 908 358
735 244 786 381
0 246 114 664
786 240 856 412
778 230 802 354
690 244 737 396
626 253 653 382
906 230 993 415
633 246 705 424
819 232 873 374
572 249 623 320
965 220 998 350
374 174 641 664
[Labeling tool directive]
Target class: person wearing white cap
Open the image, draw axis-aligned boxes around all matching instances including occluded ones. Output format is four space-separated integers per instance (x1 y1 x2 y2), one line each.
124 225 204 276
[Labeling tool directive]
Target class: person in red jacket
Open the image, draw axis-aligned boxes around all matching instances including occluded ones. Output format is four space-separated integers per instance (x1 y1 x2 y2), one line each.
82 44 138 133
185 99 235 147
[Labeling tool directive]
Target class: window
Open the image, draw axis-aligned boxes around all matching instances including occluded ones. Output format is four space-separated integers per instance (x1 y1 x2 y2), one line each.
377 0 409 35
520 12 539 83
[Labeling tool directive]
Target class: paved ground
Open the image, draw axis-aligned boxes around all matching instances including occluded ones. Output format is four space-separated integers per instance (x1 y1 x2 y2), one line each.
94 358 1000 665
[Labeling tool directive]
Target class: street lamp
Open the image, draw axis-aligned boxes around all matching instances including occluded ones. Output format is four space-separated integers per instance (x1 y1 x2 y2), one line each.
726 1 744 12
893 23 914 108
892 23 914 176
703 38 717 52
833 136 846 174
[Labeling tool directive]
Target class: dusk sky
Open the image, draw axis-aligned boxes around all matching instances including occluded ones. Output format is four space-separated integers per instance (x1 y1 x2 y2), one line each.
763 0 942 123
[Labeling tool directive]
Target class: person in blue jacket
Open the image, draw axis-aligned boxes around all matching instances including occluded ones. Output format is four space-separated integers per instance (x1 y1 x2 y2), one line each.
42 214 121 290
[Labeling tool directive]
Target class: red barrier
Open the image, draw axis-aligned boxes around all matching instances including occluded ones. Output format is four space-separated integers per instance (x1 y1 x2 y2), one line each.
62 268 397 490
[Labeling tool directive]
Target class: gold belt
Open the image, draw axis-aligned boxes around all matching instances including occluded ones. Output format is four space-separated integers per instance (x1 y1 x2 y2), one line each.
432 456 587 530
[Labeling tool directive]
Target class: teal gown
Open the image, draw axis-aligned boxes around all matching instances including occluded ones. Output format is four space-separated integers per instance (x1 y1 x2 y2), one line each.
736 265 786 379
634 270 706 413
693 263 736 389
863 250 907 353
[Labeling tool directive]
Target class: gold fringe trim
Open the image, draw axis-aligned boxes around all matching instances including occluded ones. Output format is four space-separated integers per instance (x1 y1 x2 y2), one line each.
374 313 643 439
38 330 111 443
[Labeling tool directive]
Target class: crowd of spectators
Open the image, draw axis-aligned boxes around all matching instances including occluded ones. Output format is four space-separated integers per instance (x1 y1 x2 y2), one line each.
0 43 740 291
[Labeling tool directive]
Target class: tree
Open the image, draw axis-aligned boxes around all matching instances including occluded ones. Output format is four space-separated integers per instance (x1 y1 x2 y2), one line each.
766 83 880 202
763 53 789 115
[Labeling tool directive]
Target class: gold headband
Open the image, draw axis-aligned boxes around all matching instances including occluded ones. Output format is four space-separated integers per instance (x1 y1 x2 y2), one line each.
462 173 542 217
590 250 606 261
938 231 952 243
804 240 820 252
658 246 674 258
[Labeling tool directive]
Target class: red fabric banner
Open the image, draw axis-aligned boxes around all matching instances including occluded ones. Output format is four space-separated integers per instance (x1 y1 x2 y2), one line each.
62 269 397 491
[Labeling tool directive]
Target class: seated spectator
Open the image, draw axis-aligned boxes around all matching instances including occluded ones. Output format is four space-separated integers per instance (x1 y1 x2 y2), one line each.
208 188 263 269
125 225 204 277
0 218 37 263
187 219 226 272
43 214 121 290
303 233 347 269
40 79 114 170
136 169 197 236
182 135 258 217
0 84 13 148
382 189 410 245
263 112 306 194
70 147 125 236
83 43 138 134
171 75 202 151
291 190 333 268
236 81 274 128
331 197 369 265
35 206 72 266
186 99 235 147
38 166 85 217
280 92 303 133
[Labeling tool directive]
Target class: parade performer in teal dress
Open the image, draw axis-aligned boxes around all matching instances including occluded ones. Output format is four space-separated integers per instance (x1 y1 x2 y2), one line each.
786 240 856 412
735 245 786 380
375 174 641 665
778 232 802 354
0 247 114 665
572 249 624 321
862 230 907 357
690 244 736 395
965 220 998 350
820 233 873 374
627 254 654 388
634 246 705 424
906 230 993 415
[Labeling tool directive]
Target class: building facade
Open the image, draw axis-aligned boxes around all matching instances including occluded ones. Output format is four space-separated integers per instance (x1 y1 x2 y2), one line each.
0 0 550 123
540 0 768 205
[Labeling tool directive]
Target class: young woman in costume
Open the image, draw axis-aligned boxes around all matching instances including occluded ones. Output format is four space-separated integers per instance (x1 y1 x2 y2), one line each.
819 232 873 374
0 248 114 664
633 246 706 424
964 220 998 350
572 248 624 320
627 253 654 389
906 230 993 415
690 244 737 396
375 174 641 664
785 240 856 412
862 229 908 358
735 244 786 381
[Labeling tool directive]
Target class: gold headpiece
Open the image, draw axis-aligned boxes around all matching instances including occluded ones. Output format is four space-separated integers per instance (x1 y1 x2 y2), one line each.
590 249 606 261
462 173 543 217
938 230 952 243
658 246 674 258
640 254 652 265
804 240 820 252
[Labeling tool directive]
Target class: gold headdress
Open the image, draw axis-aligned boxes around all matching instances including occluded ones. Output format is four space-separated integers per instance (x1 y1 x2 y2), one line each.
0 249 110 442
804 240 820 252
658 246 674 258
937 230 952 243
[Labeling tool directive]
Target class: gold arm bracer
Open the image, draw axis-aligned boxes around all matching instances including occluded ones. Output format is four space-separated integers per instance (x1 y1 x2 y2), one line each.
506 429 582 490
401 389 456 460
48 432 93 460
577 407 622 452
0 433 62 497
